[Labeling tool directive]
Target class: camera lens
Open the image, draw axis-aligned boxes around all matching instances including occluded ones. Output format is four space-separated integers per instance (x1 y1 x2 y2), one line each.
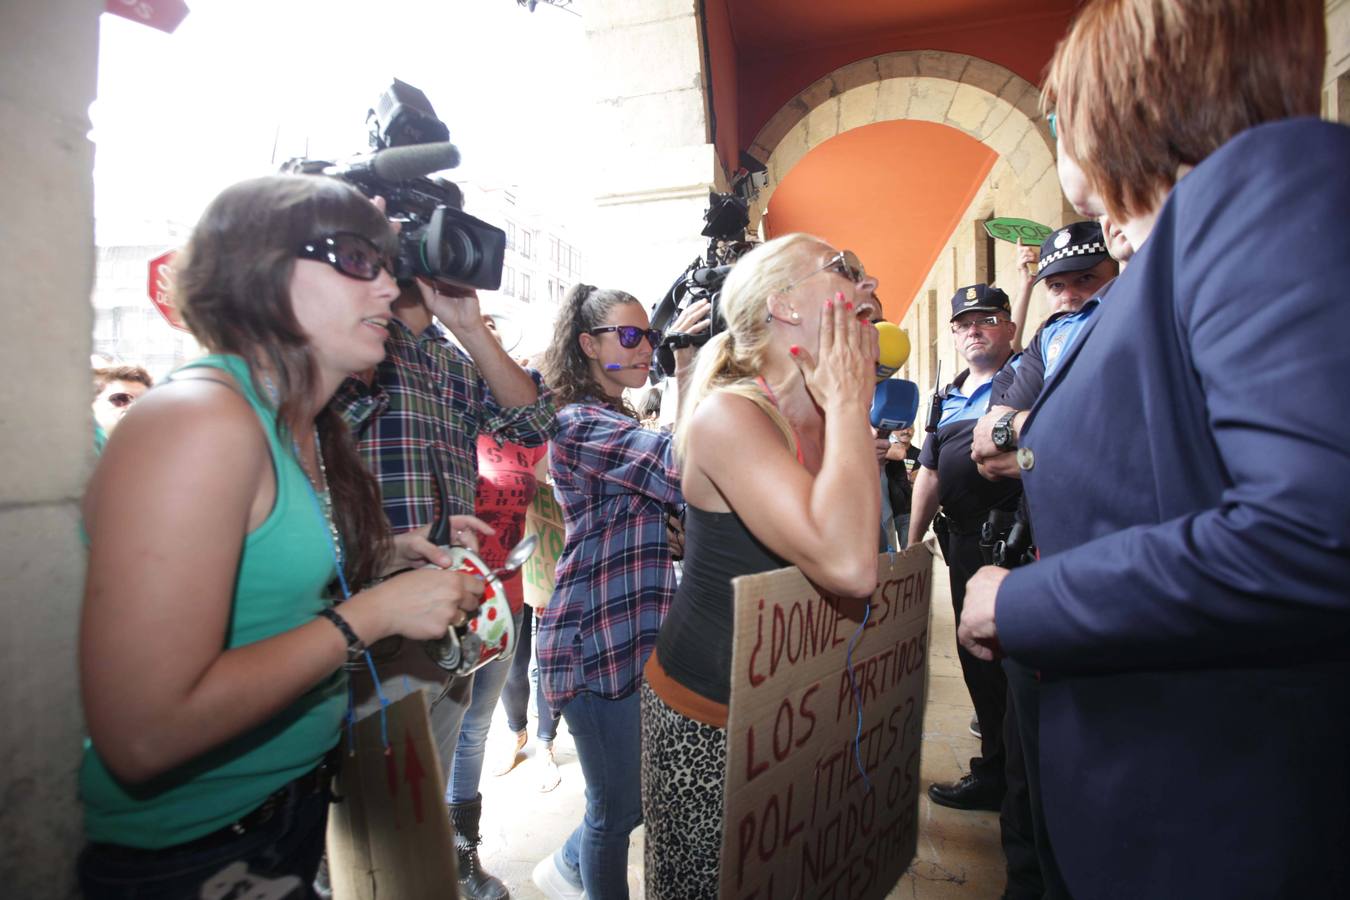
429 225 481 280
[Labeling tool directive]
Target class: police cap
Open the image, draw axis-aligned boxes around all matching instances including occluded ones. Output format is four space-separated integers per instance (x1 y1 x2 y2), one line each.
950 284 1012 321
1036 221 1109 284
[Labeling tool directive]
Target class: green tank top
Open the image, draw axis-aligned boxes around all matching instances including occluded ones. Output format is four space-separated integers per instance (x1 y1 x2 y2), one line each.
79 354 347 848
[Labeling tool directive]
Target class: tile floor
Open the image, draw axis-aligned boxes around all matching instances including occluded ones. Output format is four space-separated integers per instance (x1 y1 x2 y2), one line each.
474 554 1005 898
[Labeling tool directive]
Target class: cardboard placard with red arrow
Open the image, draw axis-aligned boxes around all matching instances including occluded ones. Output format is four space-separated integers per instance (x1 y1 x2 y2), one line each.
327 691 460 899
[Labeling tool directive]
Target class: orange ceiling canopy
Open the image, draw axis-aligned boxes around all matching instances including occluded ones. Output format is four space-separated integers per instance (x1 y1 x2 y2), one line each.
763 120 997 322
718 0 1077 152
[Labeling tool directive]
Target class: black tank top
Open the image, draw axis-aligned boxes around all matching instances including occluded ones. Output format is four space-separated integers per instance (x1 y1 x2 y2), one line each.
655 504 788 705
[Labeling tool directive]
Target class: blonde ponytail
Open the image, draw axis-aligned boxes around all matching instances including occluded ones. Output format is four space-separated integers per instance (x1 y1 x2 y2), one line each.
674 233 829 461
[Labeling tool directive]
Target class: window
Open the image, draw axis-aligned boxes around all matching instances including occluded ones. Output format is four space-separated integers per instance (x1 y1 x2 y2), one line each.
521 273 532 302
521 230 532 259
502 266 516 296
550 237 559 265
505 222 517 250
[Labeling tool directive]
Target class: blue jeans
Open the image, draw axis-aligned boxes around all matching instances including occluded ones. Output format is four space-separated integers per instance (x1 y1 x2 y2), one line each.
554 690 642 899
78 769 329 899
447 608 524 804
500 606 560 742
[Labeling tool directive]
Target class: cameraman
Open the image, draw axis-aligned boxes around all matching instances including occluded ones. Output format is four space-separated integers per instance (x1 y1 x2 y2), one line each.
332 276 555 900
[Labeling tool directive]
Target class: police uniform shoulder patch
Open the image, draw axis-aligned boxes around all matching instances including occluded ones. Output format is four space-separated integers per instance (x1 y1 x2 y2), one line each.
1046 332 1067 364
1053 230 1071 249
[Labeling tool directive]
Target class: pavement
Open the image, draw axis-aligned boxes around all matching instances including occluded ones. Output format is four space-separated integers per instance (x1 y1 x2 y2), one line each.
473 552 1006 898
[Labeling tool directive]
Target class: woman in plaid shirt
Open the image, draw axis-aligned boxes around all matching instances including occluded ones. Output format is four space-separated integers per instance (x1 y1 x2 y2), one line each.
532 284 709 899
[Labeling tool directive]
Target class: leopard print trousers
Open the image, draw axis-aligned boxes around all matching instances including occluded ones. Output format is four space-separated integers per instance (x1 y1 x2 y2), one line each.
640 681 727 899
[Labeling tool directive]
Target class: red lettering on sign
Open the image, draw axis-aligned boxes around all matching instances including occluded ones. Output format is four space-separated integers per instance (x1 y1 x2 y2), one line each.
403 728 427 824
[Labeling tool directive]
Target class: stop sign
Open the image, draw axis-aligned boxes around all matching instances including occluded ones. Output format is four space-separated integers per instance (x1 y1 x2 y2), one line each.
104 0 191 34
147 249 189 332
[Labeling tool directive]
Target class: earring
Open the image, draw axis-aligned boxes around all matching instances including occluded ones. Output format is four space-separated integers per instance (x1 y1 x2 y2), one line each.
790 310 800 322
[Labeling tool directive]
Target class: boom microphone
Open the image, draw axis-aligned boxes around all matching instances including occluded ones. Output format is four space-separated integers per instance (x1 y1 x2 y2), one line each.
327 141 463 182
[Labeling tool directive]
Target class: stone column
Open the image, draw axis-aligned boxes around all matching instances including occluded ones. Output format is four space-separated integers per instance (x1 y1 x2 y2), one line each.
0 1 101 897
585 0 726 303
1327 0 1350 123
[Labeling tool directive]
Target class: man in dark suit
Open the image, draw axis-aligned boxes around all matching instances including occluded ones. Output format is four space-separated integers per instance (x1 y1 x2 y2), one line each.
957 1 1348 896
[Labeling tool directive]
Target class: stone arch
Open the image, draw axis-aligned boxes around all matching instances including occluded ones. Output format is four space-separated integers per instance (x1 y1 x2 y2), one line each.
746 50 1066 232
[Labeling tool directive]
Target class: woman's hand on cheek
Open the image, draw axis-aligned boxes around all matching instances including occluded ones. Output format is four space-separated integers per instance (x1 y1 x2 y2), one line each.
791 292 872 410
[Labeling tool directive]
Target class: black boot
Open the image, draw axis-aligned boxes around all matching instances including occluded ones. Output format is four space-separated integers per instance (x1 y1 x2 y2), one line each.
449 794 510 900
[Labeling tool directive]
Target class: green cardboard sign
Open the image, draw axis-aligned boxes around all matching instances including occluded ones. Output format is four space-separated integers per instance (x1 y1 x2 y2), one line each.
983 217 1054 246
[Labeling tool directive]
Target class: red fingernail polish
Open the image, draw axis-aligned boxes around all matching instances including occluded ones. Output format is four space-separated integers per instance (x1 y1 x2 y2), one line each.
825 300 833 309
789 345 800 356
846 302 854 311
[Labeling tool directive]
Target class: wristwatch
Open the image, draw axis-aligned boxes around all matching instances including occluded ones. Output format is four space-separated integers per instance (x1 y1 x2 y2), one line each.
991 411 1019 452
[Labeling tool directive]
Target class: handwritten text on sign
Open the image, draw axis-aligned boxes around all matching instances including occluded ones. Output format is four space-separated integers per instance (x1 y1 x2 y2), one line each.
721 546 933 900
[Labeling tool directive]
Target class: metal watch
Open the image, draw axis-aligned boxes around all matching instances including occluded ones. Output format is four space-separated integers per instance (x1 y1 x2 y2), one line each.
991 410 1019 452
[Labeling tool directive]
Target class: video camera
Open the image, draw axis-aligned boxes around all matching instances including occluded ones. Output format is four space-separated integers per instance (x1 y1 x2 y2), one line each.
282 79 506 291
647 191 758 382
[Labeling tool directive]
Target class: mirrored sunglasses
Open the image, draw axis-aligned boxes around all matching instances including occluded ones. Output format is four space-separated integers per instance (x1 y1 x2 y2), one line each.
589 325 661 349
784 249 867 293
823 249 867 283
297 232 394 281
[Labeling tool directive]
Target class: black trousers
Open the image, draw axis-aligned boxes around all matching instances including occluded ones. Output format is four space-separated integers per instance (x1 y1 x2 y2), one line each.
1003 659 1072 900
943 530 1007 786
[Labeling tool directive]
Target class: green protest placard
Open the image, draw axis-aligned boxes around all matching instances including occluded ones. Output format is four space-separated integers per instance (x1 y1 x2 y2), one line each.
983 217 1053 246
521 483 565 609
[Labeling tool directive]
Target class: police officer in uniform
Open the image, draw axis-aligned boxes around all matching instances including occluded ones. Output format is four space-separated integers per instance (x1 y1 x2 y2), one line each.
987 221 1118 418
908 284 1021 813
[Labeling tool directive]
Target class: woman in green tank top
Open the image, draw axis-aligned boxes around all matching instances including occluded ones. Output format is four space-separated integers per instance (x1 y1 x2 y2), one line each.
78 175 484 898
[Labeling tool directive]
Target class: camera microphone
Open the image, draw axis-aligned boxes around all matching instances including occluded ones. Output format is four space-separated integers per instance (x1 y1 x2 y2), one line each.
328 141 463 183
689 265 732 287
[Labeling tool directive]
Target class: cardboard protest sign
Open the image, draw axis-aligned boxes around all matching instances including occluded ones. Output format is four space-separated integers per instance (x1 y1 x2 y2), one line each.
983 217 1053 246
720 545 933 900
521 482 565 609
327 692 459 900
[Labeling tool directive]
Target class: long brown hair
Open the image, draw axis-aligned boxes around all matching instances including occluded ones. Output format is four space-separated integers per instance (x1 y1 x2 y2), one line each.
174 174 392 584
539 283 643 415
1043 0 1325 223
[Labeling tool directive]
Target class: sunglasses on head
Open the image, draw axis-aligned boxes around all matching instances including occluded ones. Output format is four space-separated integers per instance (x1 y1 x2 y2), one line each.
106 392 136 408
588 325 661 349
784 249 867 293
296 232 394 281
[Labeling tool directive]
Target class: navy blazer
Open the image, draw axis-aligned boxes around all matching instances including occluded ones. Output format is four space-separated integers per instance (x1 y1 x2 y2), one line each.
997 118 1350 898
